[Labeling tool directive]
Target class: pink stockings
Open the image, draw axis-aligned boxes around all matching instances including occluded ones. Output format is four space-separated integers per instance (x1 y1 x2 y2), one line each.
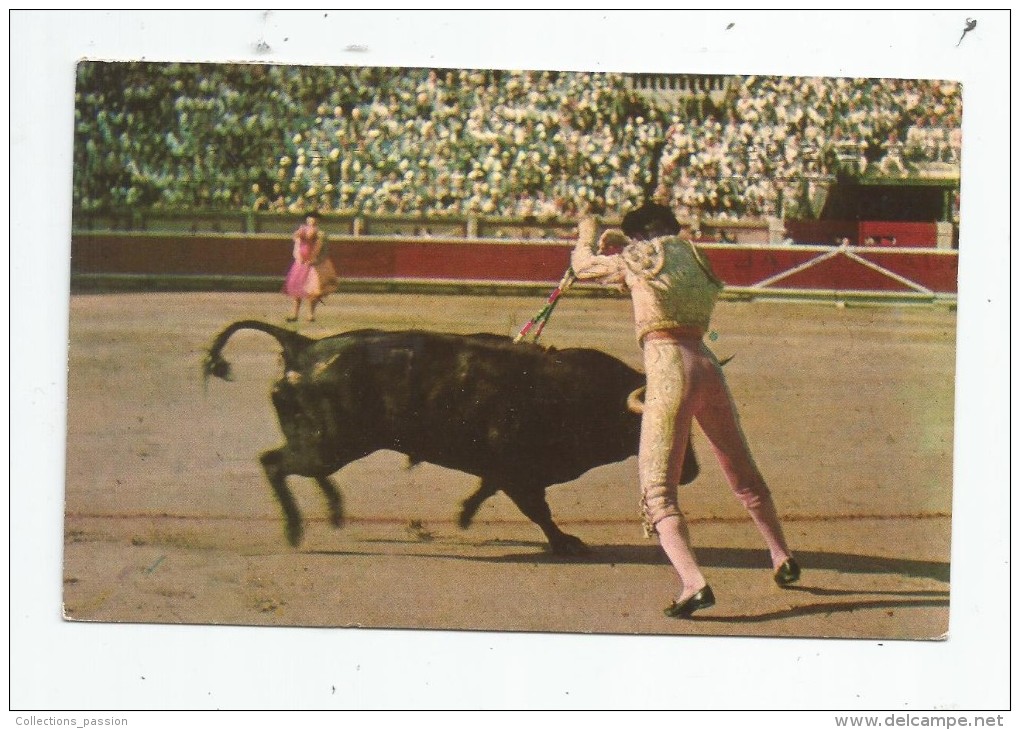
639 336 793 599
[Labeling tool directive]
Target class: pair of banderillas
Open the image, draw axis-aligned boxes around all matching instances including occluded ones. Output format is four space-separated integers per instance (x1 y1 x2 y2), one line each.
513 267 577 344
515 265 732 362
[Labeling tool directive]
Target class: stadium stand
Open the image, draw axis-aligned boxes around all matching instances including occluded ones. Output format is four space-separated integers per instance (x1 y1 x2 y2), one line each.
73 63 961 226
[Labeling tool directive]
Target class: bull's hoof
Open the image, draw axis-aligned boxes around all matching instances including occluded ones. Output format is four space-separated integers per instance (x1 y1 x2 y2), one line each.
457 510 473 530
329 511 345 529
285 520 304 547
548 534 590 557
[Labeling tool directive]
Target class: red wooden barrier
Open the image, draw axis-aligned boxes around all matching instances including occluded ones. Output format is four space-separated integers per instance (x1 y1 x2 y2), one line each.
784 219 939 247
858 221 937 247
70 233 958 295
699 245 956 293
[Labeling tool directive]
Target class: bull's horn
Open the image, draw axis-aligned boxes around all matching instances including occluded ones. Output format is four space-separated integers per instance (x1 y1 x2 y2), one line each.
626 386 646 414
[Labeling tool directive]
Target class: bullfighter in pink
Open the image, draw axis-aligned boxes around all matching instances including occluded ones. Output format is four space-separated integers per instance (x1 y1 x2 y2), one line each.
571 204 801 618
283 211 339 323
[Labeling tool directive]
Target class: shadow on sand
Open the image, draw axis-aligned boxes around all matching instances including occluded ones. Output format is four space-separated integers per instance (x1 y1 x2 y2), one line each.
308 541 950 583
306 542 950 625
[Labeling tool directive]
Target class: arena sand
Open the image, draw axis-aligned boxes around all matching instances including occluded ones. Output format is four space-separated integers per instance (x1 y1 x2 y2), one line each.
62 291 955 639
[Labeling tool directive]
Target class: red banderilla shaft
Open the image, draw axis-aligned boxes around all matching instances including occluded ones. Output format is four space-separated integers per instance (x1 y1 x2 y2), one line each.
514 268 576 344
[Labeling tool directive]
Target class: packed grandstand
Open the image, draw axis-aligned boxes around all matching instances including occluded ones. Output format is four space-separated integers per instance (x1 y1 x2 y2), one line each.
73 62 962 222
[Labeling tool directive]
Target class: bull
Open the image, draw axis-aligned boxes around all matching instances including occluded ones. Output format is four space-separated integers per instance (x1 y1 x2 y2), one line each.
203 320 699 555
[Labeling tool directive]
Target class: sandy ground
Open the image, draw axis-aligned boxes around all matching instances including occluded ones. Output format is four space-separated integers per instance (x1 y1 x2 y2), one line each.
62 291 956 639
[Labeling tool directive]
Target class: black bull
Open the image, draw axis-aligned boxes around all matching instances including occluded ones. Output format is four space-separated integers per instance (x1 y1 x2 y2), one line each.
203 320 700 554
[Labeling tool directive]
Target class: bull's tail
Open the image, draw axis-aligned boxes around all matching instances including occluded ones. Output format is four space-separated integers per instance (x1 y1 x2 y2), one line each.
203 319 315 384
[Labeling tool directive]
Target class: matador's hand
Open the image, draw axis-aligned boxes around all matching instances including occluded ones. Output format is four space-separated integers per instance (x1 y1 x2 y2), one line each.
577 216 599 250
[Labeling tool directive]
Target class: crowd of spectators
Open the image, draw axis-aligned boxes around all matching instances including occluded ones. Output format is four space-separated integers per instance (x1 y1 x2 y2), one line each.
658 75 962 220
73 62 962 220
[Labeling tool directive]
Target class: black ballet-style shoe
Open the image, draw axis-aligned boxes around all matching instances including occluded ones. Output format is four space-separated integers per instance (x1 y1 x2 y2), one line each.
663 585 716 618
774 558 801 587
